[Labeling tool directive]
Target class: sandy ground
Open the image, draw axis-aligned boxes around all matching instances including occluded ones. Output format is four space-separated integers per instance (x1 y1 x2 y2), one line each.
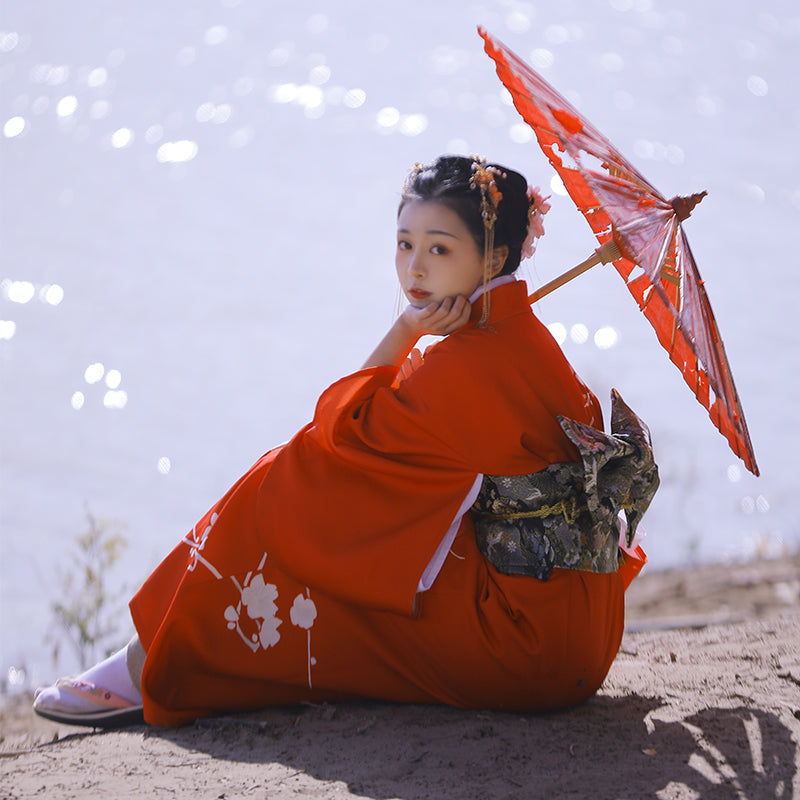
2 555 799 800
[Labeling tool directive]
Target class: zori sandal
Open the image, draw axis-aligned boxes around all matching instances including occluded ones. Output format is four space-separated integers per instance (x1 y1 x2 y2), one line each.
33 677 144 728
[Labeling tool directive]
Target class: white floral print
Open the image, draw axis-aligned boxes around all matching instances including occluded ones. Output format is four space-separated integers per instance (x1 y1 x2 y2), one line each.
182 512 222 578
290 589 318 688
180 514 321 680
225 554 282 653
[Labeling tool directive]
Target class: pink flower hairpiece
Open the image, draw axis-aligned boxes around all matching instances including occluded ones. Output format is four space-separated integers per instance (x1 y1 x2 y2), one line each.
521 185 551 260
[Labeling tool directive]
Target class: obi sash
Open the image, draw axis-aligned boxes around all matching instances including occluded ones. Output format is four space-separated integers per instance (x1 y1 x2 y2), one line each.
471 390 659 581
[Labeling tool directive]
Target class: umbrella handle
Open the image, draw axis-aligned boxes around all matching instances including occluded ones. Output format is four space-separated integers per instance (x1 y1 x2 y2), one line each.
528 240 621 303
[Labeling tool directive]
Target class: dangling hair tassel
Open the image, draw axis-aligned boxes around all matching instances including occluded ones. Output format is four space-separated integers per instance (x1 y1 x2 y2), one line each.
478 224 495 326
469 157 505 327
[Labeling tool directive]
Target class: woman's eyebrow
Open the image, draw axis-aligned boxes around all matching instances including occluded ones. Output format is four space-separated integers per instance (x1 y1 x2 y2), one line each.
427 229 458 238
397 227 459 238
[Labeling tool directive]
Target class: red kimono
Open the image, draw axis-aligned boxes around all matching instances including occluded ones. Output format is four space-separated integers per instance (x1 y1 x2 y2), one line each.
131 281 642 726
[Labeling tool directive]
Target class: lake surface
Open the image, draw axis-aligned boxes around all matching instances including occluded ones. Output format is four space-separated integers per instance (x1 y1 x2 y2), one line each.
2 0 798 690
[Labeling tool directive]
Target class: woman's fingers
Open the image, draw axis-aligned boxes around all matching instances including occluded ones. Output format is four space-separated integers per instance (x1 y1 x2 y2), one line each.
425 296 470 334
403 295 472 337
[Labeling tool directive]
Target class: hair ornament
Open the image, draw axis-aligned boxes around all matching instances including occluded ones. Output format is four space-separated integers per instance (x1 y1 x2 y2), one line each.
469 156 507 326
469 157 506 231
521 185 551 261
402 162 426 196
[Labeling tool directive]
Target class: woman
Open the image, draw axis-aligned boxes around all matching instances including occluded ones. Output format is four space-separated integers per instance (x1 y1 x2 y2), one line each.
34 155 656 727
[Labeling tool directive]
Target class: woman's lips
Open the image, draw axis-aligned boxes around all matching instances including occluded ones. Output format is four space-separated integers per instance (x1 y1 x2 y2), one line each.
408 288 431 300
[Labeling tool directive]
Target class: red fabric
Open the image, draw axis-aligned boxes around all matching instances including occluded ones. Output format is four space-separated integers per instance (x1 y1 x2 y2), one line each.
618 543 648 590
130 281 635 726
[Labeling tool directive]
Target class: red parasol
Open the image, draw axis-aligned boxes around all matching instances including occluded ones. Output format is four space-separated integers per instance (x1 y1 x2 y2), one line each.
479 27 759 476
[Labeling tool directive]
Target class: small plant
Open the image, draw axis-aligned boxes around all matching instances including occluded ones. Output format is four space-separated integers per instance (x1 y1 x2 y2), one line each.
50 508 129 670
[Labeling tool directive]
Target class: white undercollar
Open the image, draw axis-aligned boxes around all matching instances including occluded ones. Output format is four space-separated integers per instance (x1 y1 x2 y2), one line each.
468 275 517 305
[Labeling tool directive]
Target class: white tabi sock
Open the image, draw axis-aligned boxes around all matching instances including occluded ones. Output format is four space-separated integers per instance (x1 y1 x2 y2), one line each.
34 646 143 714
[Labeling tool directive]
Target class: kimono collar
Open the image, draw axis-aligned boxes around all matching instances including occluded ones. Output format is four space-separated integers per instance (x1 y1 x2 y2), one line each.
466 278 529 327
468 274 516 305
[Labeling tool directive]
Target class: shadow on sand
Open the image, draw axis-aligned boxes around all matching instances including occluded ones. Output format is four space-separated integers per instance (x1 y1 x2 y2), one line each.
145 694 796 799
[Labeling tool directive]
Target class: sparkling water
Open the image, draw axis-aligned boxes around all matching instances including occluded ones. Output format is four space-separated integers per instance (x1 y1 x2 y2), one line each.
2 0 798 689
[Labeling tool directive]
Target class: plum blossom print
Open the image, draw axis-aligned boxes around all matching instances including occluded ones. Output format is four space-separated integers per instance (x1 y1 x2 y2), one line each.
290 589 318 688
224 553 282 653
182 511 222 578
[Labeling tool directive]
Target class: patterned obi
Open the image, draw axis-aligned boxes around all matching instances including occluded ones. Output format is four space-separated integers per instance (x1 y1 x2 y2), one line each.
471 390 659 581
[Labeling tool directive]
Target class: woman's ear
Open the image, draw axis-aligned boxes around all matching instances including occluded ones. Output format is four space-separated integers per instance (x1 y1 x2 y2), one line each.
489 245 509 277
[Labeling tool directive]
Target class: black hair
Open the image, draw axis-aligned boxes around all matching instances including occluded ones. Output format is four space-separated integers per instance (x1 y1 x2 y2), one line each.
399 155 531 275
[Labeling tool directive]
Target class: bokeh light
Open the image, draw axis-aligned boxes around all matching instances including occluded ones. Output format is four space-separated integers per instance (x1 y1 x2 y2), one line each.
56 95 78 117
40 284 64 305
110 127 134 148
3 116 25 137
547 322 567 344
87 67 107 87
105 369 122 389
103 390 128 409
7 280 34 303
746 75 769 97
593 326 619 349
157 140 199 163
84 362 105 384
570 323 589 344
204 25 229 46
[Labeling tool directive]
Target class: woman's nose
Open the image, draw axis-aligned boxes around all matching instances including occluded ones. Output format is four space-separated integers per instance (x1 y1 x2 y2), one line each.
408 252 424 277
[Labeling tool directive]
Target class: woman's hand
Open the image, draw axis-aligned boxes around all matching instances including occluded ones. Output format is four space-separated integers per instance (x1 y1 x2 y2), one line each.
361 295 471 371
400 295 472 338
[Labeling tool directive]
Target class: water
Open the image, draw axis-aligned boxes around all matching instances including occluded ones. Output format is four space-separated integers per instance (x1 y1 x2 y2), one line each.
2 0 798 690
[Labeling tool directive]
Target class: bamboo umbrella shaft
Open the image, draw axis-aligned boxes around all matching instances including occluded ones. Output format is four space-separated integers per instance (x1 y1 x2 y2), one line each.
528 240 621 303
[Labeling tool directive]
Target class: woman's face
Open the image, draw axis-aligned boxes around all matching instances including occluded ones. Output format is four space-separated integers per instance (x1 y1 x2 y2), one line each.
395 200 486 308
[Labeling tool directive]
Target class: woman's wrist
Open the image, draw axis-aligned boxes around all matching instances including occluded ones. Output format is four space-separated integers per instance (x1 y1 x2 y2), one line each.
361 315 420 370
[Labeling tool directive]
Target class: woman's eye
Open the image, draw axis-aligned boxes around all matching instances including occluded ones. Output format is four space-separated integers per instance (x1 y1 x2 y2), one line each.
397 240 411 251
431 245 448 255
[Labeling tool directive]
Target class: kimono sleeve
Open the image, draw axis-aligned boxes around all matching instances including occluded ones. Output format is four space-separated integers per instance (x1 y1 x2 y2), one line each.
254 365 481 617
